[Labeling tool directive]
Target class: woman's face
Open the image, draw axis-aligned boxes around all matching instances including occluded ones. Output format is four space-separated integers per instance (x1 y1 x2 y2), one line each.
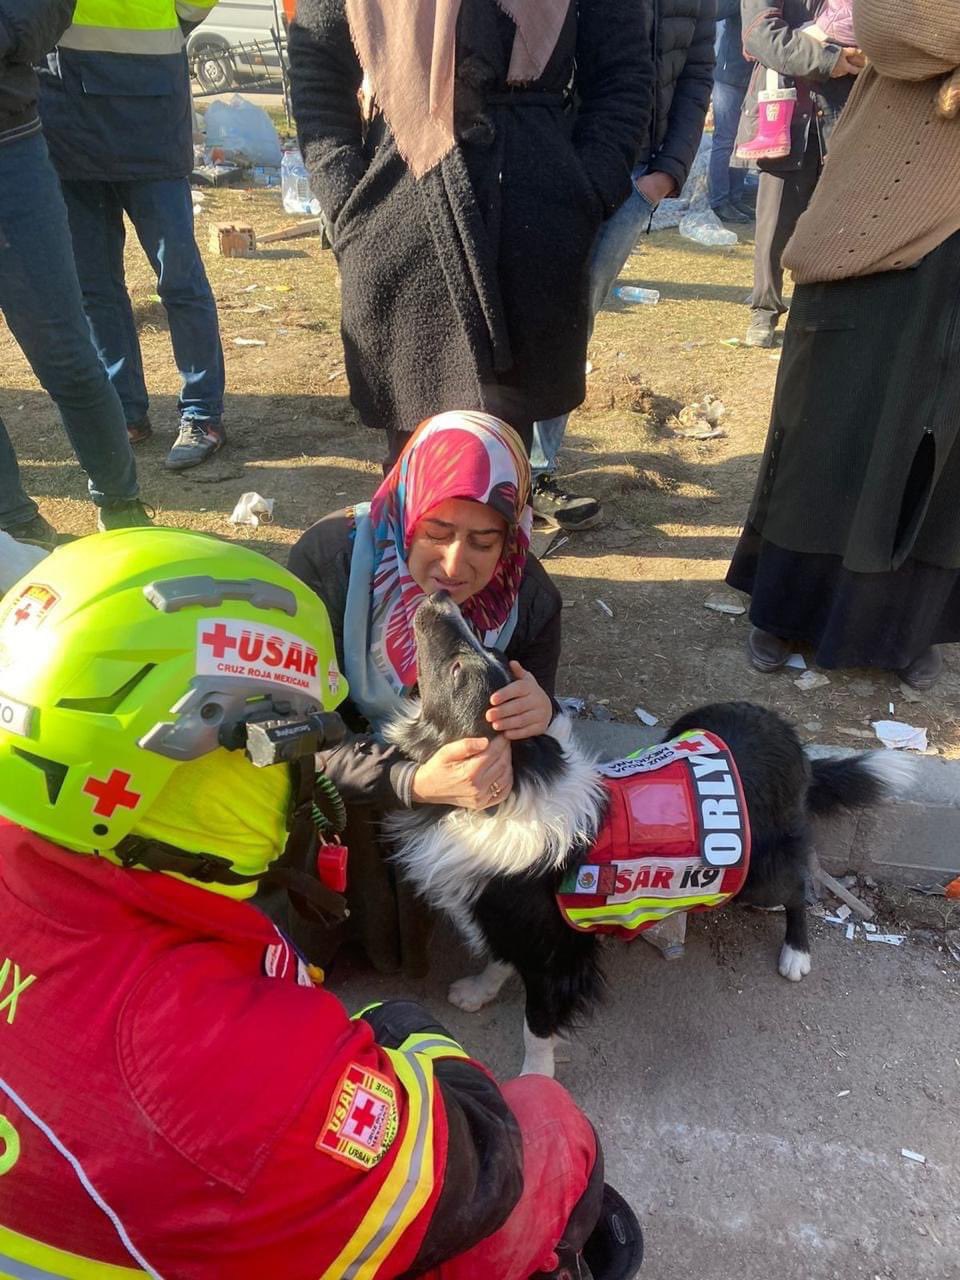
408 498 508 604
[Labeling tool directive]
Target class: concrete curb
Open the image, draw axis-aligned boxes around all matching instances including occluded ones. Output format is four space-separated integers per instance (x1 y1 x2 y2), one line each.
571 720 960 884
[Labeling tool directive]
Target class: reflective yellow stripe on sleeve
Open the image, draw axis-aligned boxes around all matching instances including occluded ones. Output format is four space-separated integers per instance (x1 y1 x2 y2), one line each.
0 1225 147 1280
397 1033 469 1065
319 1049 437 1280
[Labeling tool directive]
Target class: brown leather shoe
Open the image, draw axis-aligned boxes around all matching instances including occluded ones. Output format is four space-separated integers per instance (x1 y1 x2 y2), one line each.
747 626 792 673
127 415 153 445
898 646 943 691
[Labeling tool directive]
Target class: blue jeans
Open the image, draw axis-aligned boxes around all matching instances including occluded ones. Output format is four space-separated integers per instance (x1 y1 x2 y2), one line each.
0 131 138 529
708 81 748 208
60 176 225 425
531 172 656 479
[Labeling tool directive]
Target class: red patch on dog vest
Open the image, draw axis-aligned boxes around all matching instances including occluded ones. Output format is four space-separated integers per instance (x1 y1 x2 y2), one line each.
557 731 751 937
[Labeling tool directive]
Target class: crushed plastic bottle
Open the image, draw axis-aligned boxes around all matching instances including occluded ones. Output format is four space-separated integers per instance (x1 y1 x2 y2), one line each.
281 146 322 216
613 286 660 305
679 206 739 247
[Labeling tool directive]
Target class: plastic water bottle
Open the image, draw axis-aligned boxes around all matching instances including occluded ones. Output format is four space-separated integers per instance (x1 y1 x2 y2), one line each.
613 286 660 305
281 146 321 216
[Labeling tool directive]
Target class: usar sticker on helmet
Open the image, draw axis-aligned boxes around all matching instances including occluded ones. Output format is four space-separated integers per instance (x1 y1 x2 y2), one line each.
196 619 322 697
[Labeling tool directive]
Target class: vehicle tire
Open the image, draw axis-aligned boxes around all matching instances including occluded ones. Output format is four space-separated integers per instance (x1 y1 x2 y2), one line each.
190 38 235 94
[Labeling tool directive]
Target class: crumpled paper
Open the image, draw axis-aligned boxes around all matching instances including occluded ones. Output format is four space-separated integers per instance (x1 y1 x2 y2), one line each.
229 492 275 528
871 719 928 752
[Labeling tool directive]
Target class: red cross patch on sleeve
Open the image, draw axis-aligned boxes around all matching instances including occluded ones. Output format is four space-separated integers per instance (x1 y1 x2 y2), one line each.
317 1063 399 1171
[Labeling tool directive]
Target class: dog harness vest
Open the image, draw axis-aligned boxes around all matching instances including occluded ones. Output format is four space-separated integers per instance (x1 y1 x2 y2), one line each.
557 731 751 938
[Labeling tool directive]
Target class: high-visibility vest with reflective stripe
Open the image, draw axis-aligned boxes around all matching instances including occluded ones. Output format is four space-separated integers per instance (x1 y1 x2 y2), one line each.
556 731 751 938
0 1224 147 1280
59 0 219 54
0 827 451 1280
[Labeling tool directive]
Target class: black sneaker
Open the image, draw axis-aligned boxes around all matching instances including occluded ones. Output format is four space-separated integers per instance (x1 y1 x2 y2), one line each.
5 513 61 549
712 198 752 225
532 476 602 531
96 500 155 532
744 310 776 348
165 419 225 471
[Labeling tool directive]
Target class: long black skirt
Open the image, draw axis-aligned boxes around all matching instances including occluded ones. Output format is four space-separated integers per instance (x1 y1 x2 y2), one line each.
728 231 960 670
728 523 960 669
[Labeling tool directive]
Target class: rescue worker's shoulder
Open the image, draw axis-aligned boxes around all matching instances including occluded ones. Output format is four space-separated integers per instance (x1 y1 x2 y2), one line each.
116 942 376 1193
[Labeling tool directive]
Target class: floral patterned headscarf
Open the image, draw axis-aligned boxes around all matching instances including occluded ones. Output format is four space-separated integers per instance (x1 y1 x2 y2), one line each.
366 411 533 691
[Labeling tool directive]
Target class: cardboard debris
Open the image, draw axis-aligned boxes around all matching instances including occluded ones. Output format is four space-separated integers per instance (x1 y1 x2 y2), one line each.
229 492 274 528
785 653 807 670
210 222 256 257
872 720 928 752
900 1149 926 1165
866 932 906 946
234 337 266 347
634 707 660 727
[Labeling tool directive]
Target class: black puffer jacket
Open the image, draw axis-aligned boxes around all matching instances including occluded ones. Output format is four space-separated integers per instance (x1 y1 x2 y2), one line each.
0 0 74 146
638 0 716 193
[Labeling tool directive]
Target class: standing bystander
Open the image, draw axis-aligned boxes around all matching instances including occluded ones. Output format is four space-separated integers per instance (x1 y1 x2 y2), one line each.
529 0 716 531
0 0 150 545
737 0 862 348
728 0 960 688
37 0 228 472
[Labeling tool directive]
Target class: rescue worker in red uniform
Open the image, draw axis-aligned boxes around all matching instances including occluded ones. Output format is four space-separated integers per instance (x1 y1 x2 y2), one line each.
0 529 642 1280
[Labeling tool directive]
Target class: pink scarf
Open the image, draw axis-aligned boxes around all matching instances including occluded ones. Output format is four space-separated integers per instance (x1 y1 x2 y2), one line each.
366 411 533 691
344 0 569 178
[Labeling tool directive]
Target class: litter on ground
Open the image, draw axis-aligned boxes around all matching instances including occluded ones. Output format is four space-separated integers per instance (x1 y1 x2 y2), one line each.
872 720 929 752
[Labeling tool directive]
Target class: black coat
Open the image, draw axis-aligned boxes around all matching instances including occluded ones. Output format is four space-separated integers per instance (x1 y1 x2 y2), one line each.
734 0 853 172
0 0 73 145
639 0 717 193
289 0 652 437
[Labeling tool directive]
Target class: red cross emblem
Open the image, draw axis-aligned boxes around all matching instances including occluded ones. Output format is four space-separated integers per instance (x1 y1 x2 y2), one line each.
345 1095 380 1140
201 623 238 658
82 769 142 818
13 607 31 625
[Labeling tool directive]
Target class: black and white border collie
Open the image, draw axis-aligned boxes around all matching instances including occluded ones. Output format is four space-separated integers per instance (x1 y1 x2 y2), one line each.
385 594 914 1076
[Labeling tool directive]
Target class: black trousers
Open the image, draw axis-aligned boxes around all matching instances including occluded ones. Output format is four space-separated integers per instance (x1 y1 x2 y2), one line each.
749 136 822 319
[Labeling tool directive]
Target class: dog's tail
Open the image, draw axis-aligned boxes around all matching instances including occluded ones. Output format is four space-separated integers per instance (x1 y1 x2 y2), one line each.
807 751 916 817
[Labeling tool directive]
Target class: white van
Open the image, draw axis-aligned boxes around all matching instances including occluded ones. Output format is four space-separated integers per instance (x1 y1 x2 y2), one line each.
187 0 286 93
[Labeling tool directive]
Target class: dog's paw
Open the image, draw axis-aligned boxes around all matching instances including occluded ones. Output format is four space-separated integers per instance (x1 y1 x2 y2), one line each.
778 944 812 982
448 974 499 1012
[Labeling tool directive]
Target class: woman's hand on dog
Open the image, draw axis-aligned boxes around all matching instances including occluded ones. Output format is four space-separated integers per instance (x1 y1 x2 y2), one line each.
485 662 554 739
411 733 514 809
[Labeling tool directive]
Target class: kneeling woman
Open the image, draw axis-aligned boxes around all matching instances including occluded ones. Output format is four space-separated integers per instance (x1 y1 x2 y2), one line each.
288 411 561 973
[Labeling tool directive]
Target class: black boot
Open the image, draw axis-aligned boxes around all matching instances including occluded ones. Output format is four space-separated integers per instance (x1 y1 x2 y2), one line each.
532 1184 643 1280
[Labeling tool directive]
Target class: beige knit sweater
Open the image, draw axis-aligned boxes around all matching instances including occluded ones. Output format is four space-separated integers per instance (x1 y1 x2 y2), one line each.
783 0 960 283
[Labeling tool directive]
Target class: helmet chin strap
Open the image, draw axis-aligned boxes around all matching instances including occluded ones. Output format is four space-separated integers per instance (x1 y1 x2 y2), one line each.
114 760 349 926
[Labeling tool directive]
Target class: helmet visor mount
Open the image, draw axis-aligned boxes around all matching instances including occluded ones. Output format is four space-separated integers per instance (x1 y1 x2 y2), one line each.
140 675 346 767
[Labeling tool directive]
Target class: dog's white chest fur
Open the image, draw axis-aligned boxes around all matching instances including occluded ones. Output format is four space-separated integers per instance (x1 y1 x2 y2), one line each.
384 717 605 949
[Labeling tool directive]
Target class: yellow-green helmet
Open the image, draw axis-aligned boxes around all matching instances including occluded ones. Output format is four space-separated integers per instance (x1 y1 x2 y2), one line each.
0 529 347 856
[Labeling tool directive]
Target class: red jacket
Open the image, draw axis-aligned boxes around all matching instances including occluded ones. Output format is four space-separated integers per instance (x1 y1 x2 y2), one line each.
0 822 522 1279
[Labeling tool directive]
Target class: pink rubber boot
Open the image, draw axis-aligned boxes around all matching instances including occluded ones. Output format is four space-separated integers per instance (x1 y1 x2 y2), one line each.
736 69 797 162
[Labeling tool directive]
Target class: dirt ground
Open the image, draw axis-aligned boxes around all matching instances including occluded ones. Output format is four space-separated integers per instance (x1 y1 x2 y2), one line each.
3 185 959 755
